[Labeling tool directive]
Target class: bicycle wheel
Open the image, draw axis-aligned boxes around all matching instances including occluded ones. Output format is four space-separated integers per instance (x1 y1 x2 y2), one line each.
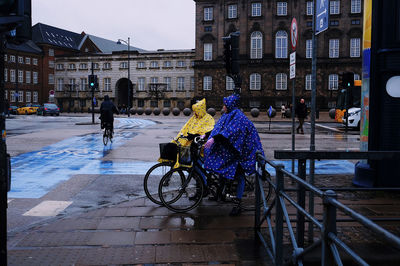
143 162 174 205
103 129 109 145
159 168 204 213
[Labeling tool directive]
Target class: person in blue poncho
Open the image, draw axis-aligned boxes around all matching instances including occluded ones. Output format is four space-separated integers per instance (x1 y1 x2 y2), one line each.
204 93 265 215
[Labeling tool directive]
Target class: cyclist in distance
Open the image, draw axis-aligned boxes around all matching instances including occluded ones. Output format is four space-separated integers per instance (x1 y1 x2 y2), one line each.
100 95 119 134
204 93 265 216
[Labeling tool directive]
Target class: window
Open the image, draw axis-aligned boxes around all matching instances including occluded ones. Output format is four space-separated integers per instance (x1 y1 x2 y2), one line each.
329 39 339 58
10 55 15 62
68 63 75 70
252 3 261 17
79 63 87 69
18 91 23 102
249 100 260 108
306 39 312 58
163 100 171 108
277 2 287 16
330 1 340 15
150 77 158 85
275 31 288 58
26 71 31 84
226 76 235 90
329 74 339 90
56 64 64 70
103 62 111 69
33 72 38 84
204 43 212 61
164 61 172 68
191 77 195 90
138 99 144 107
251 31 263 59
49 49 54 56
177 61 186 67
10 69 15 82
104 78 111 91
49 60 55 68
120 62 128 69
228 4 237 19
305 74 312 90
306 21 313 27
150 61 159 68
4 54 6 62
306 1 313 15
4 90 7 101
26 91 31 103
177 77 185 91
204 7 213 21
10 91 16 102
138 77 145 91
250 73 261 90
351 0 361 14
33 92 38 103
330 20 339 26
80 78 87 91
351 19 361 25
69 78 76 90
204 26 212 32
25 57 30 64
350 38 361 57
48 74 54 84
203 76 212 90
276 73 287 90
164 77 171 90
137 61 145 68
18 70 23 83
33 58 38 65
4 68 7 82
18 56 23 64
354 74 360 80
150 100 158 108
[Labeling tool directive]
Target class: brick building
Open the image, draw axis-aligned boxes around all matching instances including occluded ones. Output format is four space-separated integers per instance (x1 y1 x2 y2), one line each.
193 0 363 110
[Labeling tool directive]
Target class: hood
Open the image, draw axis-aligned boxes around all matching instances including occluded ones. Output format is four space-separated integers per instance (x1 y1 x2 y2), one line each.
192 98 207 118
223 94 240 112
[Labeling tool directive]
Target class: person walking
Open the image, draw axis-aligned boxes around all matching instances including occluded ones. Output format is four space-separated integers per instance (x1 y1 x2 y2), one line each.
281 104 286 118
295 98 308 134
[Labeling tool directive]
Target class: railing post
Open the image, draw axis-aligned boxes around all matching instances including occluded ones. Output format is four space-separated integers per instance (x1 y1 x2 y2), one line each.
275 164 284 266
322 190 337 266
254 160 261 241
297 159 306 248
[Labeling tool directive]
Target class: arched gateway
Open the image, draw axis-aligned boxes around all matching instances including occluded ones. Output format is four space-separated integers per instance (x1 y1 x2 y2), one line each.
115 78 133 109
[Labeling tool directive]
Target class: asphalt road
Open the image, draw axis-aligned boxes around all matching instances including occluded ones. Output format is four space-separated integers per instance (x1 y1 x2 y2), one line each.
5 114 360 234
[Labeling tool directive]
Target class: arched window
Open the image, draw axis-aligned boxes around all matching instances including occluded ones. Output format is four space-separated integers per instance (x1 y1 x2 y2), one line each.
275 31 288 58
276 73 287 90
250 73 261 90
250 31 263 59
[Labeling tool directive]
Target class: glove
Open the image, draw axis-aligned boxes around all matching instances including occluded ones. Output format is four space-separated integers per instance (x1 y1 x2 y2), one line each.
204 137 214 149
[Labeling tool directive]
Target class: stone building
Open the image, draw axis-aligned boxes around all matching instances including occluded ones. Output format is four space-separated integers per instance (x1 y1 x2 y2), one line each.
193 0 363 110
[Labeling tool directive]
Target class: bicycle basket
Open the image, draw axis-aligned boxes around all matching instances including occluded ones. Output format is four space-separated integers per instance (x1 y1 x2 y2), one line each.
179 145 192 165
159 143 178 161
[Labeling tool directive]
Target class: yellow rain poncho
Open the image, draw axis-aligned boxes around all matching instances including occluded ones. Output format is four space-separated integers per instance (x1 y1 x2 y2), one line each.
159 98 215 167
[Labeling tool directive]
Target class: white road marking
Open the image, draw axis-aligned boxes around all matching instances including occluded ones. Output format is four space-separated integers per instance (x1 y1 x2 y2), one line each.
7 199 13 203
23 200 73 217
306 122 342 132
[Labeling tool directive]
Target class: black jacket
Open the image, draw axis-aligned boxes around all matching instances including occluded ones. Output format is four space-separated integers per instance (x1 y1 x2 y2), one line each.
100 100 119 122
295 102 308 119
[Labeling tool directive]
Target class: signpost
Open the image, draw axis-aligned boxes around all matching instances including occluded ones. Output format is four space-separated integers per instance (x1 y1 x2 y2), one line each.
290 18 298 175
316 0 329 34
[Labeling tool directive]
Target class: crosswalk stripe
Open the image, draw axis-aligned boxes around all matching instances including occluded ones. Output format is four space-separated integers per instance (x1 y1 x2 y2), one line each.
23 200 72 217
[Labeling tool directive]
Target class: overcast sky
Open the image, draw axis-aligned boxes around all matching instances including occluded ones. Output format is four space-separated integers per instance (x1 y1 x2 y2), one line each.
32 0 196 51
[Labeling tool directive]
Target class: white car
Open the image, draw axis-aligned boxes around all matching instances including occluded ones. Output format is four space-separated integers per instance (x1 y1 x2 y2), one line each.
342 107 361 128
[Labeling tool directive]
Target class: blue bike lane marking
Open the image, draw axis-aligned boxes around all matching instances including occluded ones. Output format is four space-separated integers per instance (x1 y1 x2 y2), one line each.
9 118 156 198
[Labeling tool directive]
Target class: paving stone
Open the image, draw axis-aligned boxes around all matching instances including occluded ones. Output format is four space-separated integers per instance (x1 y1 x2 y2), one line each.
199 215 254 229
202 244 240 262
16 231 94 247
139 216 196 230
87 231 135 246
38 217 102 232
77 246 156 264
125 206 170 216
104 206 128 216
97 216 140 230
135 230 171 244
118 197 146 207
156 244 205 263
171 230 235 244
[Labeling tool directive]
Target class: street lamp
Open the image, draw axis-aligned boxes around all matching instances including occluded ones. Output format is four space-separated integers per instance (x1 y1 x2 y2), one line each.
117 37 131 117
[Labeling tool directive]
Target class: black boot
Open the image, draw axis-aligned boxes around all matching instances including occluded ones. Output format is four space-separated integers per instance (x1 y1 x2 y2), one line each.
229 199 242 216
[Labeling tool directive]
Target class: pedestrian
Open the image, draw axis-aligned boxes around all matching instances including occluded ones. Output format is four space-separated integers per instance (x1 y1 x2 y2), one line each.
295 98 308 134
100 95 119 135
281 104 286 118
204 93 265 216
5 99 10 118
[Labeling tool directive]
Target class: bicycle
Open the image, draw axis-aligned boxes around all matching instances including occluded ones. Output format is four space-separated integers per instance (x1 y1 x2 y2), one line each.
158 136 271 213
103 122 113 145
143 135 189 205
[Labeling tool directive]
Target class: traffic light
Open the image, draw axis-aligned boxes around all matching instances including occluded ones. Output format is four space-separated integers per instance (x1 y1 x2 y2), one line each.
341 72 354 89
0 0 17 16
88 75 97 90
15 0 32 41
222 31 240 77
0 0 31 41
222 36 232 75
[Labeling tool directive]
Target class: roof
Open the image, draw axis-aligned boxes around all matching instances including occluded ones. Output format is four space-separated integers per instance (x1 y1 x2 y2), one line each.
6 40 42 54
32 23 83 50
79 34 147 53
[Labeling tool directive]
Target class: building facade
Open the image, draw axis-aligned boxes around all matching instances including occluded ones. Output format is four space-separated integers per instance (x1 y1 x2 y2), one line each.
54 49 195 112
193 0 363 110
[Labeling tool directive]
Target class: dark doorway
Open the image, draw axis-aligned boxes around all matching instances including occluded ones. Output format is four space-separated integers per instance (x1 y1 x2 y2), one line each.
116 78 133 108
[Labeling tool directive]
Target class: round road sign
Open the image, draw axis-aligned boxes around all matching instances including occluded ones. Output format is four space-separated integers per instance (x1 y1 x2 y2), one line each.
290 18 298 50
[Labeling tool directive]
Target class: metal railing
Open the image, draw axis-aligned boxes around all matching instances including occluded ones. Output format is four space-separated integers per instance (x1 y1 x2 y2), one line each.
254 150 400 265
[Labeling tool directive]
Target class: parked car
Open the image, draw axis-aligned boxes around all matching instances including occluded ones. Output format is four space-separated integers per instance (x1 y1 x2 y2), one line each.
8 105 18 115
342 107 361 129
37 103 60 116
16 106 38 115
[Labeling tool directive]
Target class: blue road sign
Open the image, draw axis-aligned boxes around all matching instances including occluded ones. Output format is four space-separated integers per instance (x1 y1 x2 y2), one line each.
316 0 329 35
268 106 273 117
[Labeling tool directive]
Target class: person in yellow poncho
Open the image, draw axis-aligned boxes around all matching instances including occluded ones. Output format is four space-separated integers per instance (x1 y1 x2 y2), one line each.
159 98 215 168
